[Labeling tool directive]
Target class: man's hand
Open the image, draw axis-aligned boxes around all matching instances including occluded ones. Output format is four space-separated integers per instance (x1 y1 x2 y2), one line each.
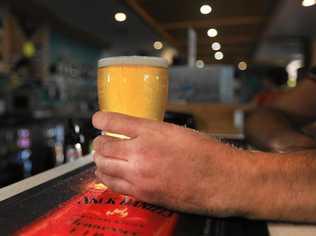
92 112 251 217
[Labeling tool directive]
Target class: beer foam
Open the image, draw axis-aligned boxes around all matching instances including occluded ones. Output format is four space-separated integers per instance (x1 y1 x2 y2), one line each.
98 56 168 68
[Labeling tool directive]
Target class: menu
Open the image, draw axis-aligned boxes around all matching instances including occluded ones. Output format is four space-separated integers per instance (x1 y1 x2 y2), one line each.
16 183 178 236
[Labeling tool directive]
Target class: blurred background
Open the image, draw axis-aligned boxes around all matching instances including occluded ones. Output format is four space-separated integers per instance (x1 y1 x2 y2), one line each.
0 0 315 187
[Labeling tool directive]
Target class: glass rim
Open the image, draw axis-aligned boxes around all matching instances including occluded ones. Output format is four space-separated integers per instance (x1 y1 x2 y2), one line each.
98 56 169 69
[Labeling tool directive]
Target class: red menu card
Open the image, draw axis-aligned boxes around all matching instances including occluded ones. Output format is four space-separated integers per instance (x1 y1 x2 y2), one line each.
16 184 178 236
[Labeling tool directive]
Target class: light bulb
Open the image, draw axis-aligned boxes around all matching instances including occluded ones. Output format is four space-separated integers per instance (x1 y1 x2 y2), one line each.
200 5 212 15
207 28 218 38
214 51 224 60
114 12 127 22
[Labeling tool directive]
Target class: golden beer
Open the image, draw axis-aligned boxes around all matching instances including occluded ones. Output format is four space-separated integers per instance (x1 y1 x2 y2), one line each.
97 56 169 129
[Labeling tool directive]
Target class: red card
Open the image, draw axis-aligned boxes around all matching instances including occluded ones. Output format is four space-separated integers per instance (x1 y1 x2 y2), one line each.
16 183 178 236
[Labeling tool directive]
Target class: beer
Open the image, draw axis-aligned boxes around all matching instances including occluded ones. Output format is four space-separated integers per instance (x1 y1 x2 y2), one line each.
97 56 169 121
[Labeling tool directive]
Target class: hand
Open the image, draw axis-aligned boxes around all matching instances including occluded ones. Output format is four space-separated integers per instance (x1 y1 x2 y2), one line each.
92 112 251 217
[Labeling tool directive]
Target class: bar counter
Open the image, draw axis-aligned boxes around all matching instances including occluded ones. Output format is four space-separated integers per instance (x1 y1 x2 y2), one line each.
0 156 314 236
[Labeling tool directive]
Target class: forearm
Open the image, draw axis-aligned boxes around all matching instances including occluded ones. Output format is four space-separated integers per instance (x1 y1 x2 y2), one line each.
242 150 316 223
245 108 316 152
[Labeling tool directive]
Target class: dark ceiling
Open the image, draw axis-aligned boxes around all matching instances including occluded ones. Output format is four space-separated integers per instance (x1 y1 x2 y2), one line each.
126 0 279 65
7 0 162 55
6 0 316 67
255 0 316 66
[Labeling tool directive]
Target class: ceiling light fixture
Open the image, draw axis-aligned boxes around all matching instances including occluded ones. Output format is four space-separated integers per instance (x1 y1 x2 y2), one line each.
200 4 212 15
211 42 221 51
196 60 205 68
207 28 218 38
153 41 164 50
302 0 316 7
214 51 224 60
114 12 127 22
238 61 248 71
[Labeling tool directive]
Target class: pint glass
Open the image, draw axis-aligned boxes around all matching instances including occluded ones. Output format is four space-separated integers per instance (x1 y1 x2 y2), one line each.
97 56 169 137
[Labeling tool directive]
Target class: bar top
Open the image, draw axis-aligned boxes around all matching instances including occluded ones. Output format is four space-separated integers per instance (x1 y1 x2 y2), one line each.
0 155 314 236
0 156 207 235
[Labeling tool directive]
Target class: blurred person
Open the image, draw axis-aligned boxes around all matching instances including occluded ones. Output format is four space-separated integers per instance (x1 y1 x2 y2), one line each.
91 67 316 224
246 67 316 152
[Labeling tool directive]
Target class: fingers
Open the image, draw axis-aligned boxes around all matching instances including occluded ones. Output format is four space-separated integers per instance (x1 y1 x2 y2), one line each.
92 111 151 138
93 135 130 160
94 153 130 179
95 170 132 195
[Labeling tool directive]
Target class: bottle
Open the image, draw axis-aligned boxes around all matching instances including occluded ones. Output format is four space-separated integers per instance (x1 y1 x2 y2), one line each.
64 119 85 163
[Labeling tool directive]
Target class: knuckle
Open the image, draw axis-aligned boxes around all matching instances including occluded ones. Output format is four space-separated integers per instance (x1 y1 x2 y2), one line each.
132 141 148 158
94 137 111 156
130 159 150 179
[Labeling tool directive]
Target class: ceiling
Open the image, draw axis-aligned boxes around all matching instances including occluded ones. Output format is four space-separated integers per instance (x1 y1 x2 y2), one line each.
7 0 162 55
255 0 316 66
7 0 316 67
124 0 279 65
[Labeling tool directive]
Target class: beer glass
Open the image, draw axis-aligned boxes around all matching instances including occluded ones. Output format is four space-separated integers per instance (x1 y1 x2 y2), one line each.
97 56 169 138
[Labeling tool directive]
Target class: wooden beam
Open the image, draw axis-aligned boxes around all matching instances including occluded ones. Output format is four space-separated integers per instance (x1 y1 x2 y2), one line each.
124 0 180 49
202 35 256 45
197 47 250 55
199 44 254 51
199 55 250 65
163 16 264 30
200 54 249 62
179 35 256 47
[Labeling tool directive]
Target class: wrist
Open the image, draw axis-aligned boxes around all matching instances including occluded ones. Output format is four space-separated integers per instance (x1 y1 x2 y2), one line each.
227 149 262 217
243 151 288 221
202 143 257 217
246 151 316 222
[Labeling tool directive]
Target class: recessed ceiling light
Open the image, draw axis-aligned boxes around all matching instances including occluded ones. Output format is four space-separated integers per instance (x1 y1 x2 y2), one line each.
211 42 221 51
214 51 224 60
302 0 316 7
238 61 248 71
207 28 218 38
200 5 212 15
114 12 127 22
153 41 164 50
196 60 205 68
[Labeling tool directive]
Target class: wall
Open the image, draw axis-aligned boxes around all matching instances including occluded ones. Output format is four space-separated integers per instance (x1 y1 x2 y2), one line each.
50 32 101 66
46 31 103 115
